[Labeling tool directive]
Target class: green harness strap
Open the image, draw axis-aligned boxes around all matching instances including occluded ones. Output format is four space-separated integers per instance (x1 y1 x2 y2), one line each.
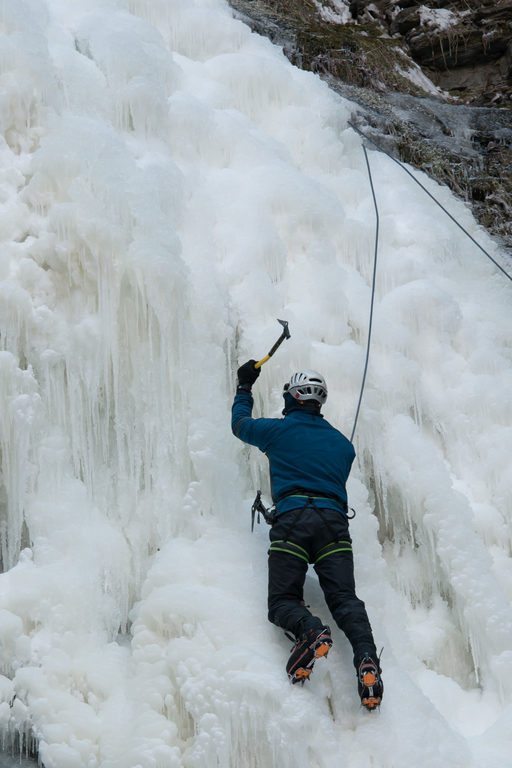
269 539 353 565
313 540 352 564
268 540 310 563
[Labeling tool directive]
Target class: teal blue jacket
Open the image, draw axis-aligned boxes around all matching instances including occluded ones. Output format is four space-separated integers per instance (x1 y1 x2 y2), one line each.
231 392 355 516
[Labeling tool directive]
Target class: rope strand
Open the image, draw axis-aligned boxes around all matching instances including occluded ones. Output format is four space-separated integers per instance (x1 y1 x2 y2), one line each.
348 121 512 283
349 120 512 441
351 144 379 443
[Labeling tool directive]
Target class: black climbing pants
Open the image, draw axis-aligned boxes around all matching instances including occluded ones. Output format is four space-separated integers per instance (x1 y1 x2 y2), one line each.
267 505 377 667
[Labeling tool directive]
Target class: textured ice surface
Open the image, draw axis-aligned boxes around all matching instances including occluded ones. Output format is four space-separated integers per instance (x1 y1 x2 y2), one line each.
0 0 510 766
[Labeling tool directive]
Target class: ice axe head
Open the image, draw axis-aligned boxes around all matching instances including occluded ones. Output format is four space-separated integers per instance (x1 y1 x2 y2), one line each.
277 318 290 340
254 318 291 369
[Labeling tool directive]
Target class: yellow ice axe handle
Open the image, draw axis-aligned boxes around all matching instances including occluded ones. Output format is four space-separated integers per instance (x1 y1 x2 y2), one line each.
254 319 290 369
254 355 270 370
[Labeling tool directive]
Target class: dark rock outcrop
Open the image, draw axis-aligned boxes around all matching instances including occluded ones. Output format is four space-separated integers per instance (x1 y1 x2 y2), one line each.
317 0 512 106
382 0 512 107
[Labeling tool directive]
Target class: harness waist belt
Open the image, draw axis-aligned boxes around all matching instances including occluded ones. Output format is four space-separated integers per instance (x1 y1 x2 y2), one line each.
275 489 347 510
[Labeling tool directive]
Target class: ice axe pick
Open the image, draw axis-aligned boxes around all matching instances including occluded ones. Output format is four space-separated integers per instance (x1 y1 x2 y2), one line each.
254 319 291 369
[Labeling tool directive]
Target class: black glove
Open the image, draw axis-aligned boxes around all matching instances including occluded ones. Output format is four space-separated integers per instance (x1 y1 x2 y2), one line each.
237 359 261 392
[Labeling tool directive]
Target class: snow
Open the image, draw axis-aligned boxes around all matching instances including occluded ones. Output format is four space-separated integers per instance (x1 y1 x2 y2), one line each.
394 62 449 98
312 0 352 25
0 0 511 766
419 7 470 33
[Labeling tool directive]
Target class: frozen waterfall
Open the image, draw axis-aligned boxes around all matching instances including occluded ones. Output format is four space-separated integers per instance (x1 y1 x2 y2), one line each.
0 0 511 766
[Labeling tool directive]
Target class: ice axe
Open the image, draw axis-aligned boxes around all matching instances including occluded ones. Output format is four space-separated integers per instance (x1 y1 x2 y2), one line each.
254 319 291 369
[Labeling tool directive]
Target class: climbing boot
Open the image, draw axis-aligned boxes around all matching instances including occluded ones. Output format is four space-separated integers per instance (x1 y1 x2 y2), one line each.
286 626 332 684
357 655 383 710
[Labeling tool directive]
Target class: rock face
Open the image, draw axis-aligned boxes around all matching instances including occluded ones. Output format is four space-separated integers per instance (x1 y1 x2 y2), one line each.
353 0 512 108
227 0 512 252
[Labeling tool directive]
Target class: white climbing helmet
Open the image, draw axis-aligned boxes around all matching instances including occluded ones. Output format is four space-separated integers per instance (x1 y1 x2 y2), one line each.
284 370 328 405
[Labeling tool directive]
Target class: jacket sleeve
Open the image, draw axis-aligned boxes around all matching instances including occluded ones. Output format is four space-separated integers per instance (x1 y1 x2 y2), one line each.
231 392 279 451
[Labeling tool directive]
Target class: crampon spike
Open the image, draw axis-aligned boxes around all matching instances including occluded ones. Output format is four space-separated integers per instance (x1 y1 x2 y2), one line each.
292 668 312 685
362 696 381 711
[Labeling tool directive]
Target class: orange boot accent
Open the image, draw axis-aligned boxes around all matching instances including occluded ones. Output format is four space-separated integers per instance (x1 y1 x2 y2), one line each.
315 642 332 659
293 668 312 682
363 671 376 687
362 696 381 710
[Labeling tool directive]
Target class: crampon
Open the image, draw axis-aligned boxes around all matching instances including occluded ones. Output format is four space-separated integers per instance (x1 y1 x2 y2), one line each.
286 626 332 685
357 655 383 711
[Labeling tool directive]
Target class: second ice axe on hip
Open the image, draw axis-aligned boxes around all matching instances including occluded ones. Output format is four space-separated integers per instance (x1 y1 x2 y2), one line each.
254 319 291 369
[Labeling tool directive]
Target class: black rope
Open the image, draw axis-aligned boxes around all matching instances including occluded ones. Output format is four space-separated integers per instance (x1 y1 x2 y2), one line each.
348 121 512 283
351 144 379 443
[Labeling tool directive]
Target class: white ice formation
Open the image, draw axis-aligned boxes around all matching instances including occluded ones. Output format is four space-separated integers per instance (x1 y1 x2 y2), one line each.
0 0 511 766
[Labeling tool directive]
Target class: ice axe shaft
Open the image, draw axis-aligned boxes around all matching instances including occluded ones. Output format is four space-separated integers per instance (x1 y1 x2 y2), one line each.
254 319 290 369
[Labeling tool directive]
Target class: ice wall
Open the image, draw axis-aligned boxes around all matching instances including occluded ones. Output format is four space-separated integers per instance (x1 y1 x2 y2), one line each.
0 0 511 766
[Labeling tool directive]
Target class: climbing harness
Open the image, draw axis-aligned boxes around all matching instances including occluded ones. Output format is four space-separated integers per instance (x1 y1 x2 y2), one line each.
268 496 354 563
252 491 355 565
251 490 354 531
268 537 354 565
275 488 351 514
269 538 311 563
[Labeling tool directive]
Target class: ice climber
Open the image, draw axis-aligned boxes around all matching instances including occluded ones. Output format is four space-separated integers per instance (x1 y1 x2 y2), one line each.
231 361 383 710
